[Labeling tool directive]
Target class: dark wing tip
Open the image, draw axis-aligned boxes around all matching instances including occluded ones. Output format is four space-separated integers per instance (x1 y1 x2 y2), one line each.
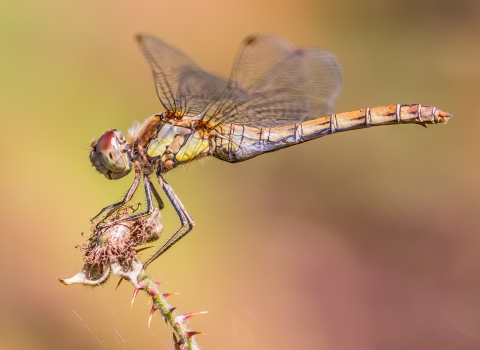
134 33 143 43
244 35 258 46
135 33 153 45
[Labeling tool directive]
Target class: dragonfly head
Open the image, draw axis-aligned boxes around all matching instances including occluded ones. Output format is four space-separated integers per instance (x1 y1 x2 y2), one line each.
89 130 132 180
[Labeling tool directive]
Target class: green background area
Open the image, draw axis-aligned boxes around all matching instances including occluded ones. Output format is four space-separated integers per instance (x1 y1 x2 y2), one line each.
1 0 479 349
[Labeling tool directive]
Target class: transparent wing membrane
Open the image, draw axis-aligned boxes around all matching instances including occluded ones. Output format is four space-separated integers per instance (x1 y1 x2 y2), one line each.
136 35 228 116
136 34 342 126
228 35 294 92
299 48 342 120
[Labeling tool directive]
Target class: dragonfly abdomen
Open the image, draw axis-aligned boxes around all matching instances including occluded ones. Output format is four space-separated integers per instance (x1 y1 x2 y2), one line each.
213 104 451 163
329 104 451 133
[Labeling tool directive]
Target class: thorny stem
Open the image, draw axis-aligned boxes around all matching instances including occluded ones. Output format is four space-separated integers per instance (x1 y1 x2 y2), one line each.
135 270 203 350
60 208 205 350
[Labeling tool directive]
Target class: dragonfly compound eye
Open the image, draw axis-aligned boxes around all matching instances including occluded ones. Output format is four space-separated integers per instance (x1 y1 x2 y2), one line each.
90 130 131 180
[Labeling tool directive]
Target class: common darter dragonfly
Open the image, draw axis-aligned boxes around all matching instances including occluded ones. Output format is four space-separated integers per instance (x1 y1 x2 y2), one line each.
89 34 451 268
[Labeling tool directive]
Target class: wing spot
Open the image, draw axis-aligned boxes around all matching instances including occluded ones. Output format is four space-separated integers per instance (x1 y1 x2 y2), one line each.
245 36 257 45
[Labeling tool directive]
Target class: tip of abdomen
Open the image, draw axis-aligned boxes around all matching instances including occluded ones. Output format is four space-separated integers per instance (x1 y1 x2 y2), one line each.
435 109 453 124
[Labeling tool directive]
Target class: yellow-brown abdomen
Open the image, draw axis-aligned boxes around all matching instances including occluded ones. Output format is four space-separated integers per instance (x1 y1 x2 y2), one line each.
213 104 452 162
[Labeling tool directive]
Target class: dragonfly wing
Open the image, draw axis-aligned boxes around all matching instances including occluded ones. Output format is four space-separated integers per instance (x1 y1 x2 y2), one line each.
219 50 311 127
136 34 227 116
202 34 342 127
228 34 294 91
201 34 304 127
176 68 228 115
300 47 342 120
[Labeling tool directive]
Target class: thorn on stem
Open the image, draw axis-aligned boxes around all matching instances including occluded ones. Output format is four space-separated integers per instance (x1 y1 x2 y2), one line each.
148 305 158 327
131 281 147 307
172 333 186 350
185 331 205 338
115 277 124 291
131 288 139 307
176 311 208 323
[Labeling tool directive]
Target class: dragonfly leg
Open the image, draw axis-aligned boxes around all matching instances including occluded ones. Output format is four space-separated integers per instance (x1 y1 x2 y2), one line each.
98 173 155 228
91 169 141 225
150 180 165 210
142 174 195 268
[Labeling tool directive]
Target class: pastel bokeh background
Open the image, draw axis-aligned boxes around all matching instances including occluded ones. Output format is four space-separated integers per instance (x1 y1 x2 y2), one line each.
1 0 480 349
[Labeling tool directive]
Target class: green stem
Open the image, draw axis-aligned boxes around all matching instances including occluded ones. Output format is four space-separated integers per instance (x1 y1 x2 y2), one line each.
137 270 202 350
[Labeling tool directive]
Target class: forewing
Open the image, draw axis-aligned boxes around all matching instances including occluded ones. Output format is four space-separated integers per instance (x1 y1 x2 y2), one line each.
136 34 227 116
177 69 228 115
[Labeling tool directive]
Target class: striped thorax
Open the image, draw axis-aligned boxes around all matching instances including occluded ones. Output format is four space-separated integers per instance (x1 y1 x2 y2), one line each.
134 113 212 173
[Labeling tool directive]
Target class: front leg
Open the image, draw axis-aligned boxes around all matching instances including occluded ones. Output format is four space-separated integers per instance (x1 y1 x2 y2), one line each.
143 173 195 268
91 168 141 225
99 173 156 228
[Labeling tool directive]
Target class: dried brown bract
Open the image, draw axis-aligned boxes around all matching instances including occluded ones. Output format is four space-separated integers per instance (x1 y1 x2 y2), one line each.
60 208 162 287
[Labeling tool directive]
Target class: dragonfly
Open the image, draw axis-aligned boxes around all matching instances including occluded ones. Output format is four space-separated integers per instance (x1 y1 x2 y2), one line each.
89 34 451 268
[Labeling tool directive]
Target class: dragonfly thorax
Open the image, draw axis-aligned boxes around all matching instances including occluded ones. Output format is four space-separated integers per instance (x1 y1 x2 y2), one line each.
133 114 212 174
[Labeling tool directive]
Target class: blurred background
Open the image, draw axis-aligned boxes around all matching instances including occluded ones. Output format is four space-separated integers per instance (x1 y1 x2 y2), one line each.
1 0 479 349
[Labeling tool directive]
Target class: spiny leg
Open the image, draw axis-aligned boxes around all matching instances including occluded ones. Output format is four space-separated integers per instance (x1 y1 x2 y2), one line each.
113 176 162 290
143 173 195 268
91 169 141 225
98 173 155 228
150 180 165 210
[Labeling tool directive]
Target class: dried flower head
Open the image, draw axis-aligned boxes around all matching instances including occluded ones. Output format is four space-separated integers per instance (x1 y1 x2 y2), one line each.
60 208 162 287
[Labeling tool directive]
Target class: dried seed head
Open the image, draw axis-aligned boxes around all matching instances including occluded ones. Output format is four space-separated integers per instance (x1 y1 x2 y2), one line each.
60 208 163 287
